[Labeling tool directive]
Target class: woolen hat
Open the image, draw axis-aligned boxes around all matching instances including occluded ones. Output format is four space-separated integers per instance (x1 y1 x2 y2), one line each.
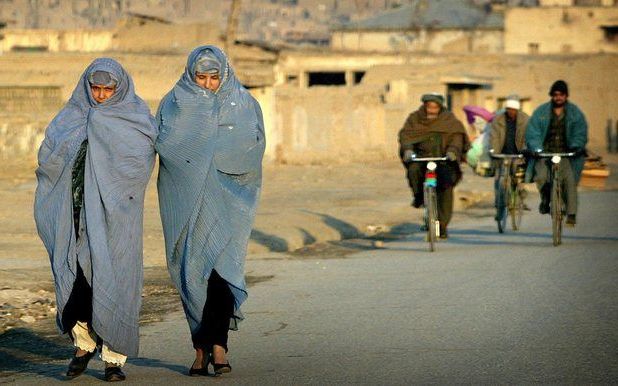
549 80 569 96
421 92 445 106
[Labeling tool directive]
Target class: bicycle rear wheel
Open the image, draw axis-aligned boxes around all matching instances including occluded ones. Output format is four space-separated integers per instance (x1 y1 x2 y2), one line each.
551 179 562 246
425 187 438 252
510 185 523 231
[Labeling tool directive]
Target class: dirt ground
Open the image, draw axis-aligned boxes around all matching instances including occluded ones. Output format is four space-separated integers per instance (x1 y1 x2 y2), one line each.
1 155 616 376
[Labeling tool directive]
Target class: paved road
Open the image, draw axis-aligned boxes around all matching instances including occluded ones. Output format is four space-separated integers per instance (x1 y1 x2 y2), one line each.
7 191 618 384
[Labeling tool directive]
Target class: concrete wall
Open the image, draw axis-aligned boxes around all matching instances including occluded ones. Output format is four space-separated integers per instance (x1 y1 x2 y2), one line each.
1 51 616 167
0 86 62 113
270 85 391 164
330 29 503 53
0 21 221 54
0 29 114 53
505 7 618 54
0 86 62 162
362 54 618 152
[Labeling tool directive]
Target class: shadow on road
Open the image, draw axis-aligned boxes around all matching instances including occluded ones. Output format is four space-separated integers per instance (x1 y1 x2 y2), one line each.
303 211 362 239
250 229 288 252
451 228 618 243
0 327 70 380
130 356 190 376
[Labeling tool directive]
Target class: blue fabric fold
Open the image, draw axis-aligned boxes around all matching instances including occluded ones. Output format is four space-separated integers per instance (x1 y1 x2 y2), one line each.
34 58 157 356
155 45 265 334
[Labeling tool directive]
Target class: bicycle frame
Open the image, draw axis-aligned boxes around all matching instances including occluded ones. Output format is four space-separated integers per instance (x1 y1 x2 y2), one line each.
536 152 576 246
490 151 525 233
408 155 448 252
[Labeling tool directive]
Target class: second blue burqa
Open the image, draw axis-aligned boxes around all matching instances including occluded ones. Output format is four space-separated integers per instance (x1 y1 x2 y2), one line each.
155 46 265 333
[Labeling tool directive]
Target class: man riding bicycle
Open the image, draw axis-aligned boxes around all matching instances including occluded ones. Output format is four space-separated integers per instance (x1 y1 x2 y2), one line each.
526 80 588 226
489 95 530 221
398 93 469 239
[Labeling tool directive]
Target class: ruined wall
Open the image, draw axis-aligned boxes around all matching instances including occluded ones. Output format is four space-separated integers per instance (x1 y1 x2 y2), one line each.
1 51 616 167
271 85 390 164
0 86 62 162
330 29 503 53
505 7 618 54
0 22 220 54
363 54 618 152
111 22 222 53
0 30 113 53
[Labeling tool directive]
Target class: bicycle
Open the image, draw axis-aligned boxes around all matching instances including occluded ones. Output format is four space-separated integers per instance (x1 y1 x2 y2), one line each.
489 150 526 233
407 154 449 252
536 151 576 246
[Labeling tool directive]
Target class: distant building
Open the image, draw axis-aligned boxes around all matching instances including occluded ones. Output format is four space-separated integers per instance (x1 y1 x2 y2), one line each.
505 4 618 53
330 0 504 53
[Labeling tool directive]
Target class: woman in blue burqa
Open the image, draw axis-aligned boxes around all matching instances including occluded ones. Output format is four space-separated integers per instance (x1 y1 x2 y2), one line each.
155 45 265 376
34 58 157 382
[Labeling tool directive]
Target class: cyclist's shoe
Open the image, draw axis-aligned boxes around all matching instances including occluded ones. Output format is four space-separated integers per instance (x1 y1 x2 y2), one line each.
411 194 424 208
439 226 448 239
523 204 531 211
566 214 576 227
539 200 550 215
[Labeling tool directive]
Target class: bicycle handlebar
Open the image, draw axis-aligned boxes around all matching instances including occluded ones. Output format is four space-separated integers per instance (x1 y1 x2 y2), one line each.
408 156 449 162
536 152 576 158
490 153 525 159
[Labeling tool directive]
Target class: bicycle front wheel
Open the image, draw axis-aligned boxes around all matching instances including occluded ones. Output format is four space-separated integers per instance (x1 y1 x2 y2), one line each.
510 185 523 231
425 187 438 252
496 175 508 233
551 180 562 246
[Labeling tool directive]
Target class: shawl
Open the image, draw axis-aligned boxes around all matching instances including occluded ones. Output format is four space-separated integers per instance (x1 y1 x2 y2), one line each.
399 105 470 161
155 45 265 334
34 58 157 356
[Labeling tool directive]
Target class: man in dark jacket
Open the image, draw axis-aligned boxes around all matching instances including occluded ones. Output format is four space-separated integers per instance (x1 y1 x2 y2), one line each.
398 93 470 238
526 80 588 226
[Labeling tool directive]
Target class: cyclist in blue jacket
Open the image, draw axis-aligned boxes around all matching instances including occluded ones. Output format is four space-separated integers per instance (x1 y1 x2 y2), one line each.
525 80 588 226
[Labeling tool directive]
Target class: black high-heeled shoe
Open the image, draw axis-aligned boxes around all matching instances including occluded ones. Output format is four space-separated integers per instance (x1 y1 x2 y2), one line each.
188 366 210 376
188 357 210 376
208 352 232 374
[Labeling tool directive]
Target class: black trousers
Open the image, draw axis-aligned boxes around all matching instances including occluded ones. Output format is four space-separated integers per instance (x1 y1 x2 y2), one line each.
192 270 235 352
61 263 93 335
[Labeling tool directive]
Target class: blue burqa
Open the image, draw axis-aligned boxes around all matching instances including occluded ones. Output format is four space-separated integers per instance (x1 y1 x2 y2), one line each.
155 46 265 334
34 58 157 356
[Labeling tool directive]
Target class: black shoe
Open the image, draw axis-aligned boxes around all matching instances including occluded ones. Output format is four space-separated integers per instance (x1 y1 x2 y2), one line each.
209 353 232 375
66 350 96 378
411 195 423 208
539 201 550 215
104 366 126 382
566 214 576 227
188 366 210 376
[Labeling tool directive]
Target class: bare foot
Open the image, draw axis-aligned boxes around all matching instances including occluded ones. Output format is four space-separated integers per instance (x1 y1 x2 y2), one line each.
192 348 206 369
212 345 227 364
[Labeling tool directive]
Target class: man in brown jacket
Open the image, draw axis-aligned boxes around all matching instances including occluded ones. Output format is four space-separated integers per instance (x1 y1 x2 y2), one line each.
488 96 529 220
398 93 470 239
